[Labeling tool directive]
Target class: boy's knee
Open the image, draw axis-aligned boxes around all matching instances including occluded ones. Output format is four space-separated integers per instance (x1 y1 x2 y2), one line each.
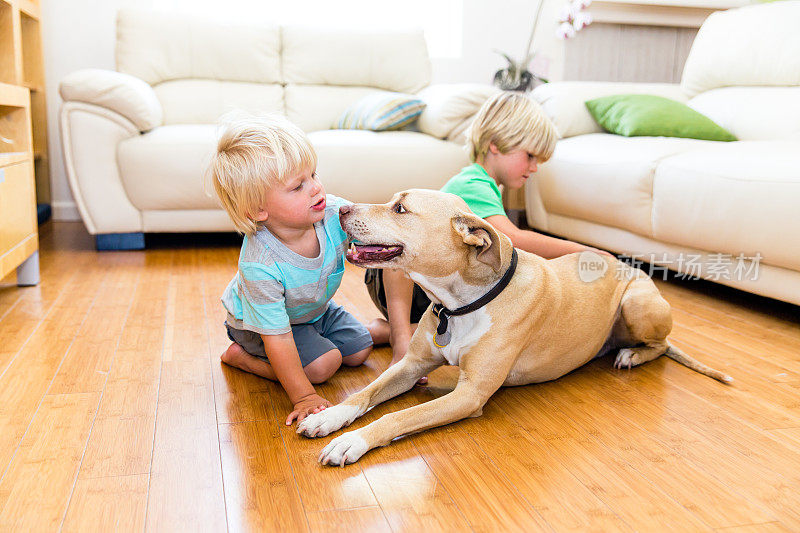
342 346 372 367
305 349 342 383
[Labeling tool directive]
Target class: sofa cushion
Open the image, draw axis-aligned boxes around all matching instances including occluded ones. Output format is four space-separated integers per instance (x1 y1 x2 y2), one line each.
154 80 284 125
532 82 688 139
585 94 736 142
308 130 468 203
116 10 281 86
335 92 426 131
416 83 500 141
285 85 385 132
117 126 469 211
534 134 716 237
688 87 800 141
681 2 800 97
652 141 800 271
118 125 220 211
282 27 431 93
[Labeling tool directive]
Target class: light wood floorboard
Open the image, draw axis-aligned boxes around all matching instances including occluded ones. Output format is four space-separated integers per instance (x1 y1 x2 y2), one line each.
0 221 798 532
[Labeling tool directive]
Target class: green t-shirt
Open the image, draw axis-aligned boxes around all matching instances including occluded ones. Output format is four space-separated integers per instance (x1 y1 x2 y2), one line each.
440 163 506 219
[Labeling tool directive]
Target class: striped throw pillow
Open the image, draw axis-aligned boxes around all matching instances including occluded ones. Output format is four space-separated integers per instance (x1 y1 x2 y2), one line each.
335 92 426 131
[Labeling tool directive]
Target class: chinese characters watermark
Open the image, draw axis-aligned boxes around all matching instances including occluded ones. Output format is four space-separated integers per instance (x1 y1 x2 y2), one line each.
578 251 763 282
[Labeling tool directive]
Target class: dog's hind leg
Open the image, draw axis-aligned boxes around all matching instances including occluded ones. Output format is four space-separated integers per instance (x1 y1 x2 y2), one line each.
613 278 672 370
614 343 668 369
613 278 732 383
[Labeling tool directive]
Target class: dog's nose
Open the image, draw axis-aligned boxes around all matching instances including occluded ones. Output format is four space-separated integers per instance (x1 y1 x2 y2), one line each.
339 204 352 216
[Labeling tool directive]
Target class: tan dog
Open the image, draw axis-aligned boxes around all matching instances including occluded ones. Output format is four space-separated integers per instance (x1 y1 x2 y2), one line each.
297 189 731 466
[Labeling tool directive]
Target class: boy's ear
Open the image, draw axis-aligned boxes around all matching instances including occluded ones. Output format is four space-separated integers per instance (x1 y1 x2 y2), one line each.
254 209 268 222
488 143 501 155
451 214 502 271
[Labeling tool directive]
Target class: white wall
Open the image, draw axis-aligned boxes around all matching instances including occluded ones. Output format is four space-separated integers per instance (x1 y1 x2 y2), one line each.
42 0 565 220
43 0 158 220
431 0 565 85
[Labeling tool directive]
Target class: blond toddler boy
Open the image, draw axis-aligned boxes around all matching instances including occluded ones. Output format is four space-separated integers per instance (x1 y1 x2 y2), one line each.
211 115 373 425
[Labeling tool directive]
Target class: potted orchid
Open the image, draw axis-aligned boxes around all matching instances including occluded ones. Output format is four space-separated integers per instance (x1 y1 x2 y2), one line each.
557 0 593 39
493 0 593 92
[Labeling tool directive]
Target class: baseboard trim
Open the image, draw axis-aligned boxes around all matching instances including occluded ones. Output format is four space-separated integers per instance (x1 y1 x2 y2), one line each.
52 201 81 221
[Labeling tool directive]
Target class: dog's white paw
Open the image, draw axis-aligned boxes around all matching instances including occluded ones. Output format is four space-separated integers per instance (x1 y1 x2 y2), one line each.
614 348 640 370
318 431 369 467
296 404 359 438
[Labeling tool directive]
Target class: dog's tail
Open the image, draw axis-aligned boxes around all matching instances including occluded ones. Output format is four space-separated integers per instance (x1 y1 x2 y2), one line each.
665 343 733 384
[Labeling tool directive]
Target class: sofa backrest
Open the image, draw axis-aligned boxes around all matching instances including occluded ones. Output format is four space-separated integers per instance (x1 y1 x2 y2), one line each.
688 87 800 141
680 1 800 140
281 26 430 93
281 26 431 131
116 9 281 86
116 9 432 130
151 80 286 125
681 1 800 97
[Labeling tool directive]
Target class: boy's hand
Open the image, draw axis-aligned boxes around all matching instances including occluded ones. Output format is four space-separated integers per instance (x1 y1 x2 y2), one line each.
287 394 333 425
586 246 615 259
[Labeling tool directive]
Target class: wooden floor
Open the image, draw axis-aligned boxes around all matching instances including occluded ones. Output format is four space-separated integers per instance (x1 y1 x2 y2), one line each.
1 221 800 532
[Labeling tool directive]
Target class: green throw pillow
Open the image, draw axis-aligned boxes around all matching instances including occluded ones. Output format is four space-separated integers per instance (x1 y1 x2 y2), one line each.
585 94 737 141
335 92 426 131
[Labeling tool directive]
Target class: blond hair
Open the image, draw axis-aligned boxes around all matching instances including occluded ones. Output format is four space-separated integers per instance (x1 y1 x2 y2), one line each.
209 114 317 235
465 91 557 163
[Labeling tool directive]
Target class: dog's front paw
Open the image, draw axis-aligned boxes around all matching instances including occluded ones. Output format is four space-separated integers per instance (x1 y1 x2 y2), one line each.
296 404 359 438
318 431 370 467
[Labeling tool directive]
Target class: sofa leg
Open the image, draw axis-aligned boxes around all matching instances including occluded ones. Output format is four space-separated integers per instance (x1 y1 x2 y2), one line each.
95 232 145 251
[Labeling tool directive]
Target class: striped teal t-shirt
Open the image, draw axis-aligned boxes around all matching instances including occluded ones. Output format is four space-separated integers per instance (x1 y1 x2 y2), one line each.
222 195 350 336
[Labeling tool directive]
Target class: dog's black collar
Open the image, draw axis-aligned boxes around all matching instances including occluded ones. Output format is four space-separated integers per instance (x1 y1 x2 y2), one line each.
432 248 518 348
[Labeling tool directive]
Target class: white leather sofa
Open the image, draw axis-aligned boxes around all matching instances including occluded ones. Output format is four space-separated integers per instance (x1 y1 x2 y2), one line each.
59 9 496 249
528 1 800 306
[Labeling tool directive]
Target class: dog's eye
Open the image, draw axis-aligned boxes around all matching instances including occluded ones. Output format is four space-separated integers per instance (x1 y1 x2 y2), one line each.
393 203 407 214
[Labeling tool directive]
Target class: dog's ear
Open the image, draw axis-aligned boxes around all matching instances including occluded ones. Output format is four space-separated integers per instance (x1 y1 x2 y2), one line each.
451 214 502 271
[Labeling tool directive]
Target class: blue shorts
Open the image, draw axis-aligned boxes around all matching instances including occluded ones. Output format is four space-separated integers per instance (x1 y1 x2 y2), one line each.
225 301 373 367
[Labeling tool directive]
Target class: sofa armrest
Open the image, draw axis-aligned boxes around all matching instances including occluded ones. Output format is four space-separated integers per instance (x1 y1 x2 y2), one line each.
59 68 163 132
60 101 143 234
531 81 687 139
417 83 500 142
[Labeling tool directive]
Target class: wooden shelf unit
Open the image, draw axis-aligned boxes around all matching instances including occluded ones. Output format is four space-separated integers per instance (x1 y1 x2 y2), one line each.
1 0 48 206
1 0 43 286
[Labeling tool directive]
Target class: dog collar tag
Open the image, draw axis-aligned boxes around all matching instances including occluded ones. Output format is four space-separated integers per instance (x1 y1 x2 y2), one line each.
433 307 451 347
434 329 451 348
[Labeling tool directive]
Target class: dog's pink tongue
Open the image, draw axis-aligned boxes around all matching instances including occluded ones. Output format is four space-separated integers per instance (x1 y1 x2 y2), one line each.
348 244 402 263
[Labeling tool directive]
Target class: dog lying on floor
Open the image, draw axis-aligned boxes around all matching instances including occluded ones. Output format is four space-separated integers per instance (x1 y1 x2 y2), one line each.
297 189 732 466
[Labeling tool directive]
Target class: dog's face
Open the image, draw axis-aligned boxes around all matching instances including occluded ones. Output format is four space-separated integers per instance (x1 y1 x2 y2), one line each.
339 189 508 281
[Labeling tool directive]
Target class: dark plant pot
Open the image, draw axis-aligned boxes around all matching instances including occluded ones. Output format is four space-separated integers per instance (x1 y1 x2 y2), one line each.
492 69 547 92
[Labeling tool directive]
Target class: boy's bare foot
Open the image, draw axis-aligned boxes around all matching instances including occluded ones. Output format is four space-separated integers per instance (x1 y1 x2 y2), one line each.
367 318 391 345
221 342 277 380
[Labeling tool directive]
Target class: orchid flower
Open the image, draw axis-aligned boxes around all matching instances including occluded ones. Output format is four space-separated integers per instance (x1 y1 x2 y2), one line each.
557 0 593 39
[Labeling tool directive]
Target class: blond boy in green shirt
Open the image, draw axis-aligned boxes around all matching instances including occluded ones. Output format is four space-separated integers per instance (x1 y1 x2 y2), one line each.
365 92 610 370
